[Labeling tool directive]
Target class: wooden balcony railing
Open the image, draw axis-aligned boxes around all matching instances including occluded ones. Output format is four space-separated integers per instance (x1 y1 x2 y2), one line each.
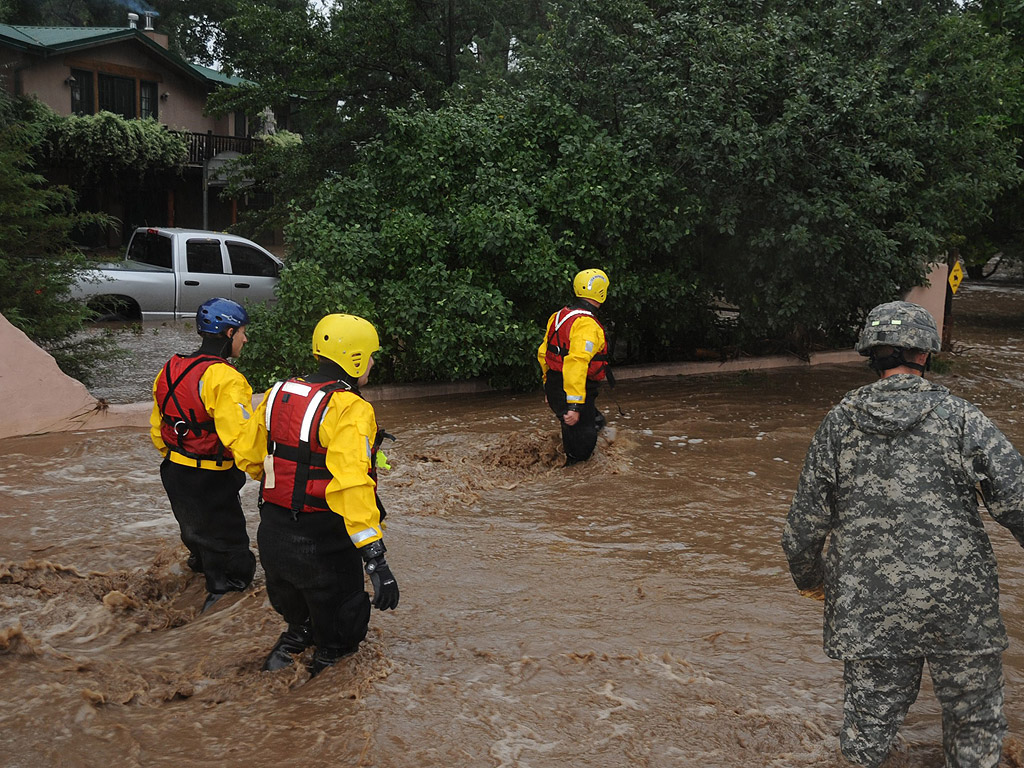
176 131 257 165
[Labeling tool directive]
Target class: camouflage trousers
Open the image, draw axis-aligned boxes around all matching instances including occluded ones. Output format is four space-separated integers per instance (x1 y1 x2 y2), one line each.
841 653 1005 768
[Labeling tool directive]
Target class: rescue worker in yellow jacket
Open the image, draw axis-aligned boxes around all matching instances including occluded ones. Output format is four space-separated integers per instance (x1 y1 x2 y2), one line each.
255 313 399 677
150 297 265 613
538 268 612 465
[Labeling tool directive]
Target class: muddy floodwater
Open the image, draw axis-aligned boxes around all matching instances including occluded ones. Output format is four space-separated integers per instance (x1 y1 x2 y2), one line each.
4 282 1024 768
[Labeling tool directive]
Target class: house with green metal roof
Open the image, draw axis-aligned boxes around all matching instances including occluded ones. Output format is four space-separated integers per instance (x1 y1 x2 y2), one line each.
0 19 255 140
0 15 268 235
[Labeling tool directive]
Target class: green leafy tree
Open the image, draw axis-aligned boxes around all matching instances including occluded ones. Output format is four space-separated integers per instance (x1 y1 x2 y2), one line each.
238 86 712 390
529 0 1022 349
244 0 1022 386
960 0 1024 275
0 94 117 382
148 0 308 67
206 0 551 236
0 0 131 26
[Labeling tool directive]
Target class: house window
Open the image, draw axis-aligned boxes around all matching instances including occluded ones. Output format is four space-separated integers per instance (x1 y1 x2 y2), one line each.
98 73 135 119
140 81 158 120
70 68 94 115
233 110 247 137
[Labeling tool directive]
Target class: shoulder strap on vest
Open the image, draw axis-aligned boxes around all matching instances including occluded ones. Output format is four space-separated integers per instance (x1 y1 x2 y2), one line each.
269 378 354 514
160 355 228 460
553 307 593 332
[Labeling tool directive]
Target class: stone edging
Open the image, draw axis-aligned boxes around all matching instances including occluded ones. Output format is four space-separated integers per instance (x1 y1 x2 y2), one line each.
72 349 862 432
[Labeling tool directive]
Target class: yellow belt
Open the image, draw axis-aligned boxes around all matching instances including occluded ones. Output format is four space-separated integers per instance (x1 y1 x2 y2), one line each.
167 450 235 471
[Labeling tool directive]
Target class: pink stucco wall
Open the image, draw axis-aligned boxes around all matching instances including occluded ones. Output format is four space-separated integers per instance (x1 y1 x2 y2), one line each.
6 39 228 135
904 261 949 341
0 314 149 440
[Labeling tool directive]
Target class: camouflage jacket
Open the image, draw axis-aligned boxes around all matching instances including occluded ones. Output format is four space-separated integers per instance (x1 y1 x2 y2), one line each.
782 374 1024 659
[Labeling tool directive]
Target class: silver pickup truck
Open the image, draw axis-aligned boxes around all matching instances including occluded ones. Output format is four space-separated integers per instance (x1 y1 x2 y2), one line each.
73 227 283 322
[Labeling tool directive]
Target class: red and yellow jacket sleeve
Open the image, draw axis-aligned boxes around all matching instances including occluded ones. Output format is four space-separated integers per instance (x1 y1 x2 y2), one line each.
319 391 383 549
537 313 556 383
562 315 606 405
199 363 266 480
149 370 169 458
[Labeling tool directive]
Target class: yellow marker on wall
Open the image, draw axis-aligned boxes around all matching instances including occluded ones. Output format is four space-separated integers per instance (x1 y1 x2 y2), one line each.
949 261 964 294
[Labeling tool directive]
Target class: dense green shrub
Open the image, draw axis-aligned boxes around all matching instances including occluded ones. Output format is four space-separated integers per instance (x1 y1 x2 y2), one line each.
241 0 1022 389
238 87 711 390
532 0 1023 348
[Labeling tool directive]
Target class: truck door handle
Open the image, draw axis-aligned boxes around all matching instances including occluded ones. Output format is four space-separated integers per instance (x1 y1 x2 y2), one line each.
184 280 199 286
234 282 250 289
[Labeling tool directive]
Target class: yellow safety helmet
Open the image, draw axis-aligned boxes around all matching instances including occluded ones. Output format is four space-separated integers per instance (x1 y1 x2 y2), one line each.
573 268 609 304
311 314 380 378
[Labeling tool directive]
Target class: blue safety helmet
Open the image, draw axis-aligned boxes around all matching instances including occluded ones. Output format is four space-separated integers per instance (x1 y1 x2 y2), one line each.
196 297 249 335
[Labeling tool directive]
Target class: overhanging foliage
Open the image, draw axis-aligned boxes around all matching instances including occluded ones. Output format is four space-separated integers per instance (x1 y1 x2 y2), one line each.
239 0 1022 388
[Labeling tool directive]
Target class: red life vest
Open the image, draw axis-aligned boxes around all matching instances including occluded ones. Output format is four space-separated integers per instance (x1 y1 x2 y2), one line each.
156 354 233 464
544 306 609 381
260 378 389 517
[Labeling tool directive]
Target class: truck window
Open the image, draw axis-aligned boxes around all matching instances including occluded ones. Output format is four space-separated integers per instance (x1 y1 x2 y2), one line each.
186 240 225 274
127 232 172 270
227 243 279 277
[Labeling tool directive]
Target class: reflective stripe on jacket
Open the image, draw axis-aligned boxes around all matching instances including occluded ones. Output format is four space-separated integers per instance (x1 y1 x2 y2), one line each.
261 378 350 514
544 307 609 380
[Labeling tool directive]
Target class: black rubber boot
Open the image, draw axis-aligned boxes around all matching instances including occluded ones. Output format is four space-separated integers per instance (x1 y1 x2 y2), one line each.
262 623 314 671
309 646 355 678
201 592 225 613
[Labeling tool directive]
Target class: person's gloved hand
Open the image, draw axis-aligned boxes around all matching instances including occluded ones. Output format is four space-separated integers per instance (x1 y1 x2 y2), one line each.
361 541 399 610
799 585 825 601
366 557 399 610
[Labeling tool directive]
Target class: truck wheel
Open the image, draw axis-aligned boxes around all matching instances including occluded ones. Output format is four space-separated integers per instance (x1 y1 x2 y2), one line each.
88 296 142 322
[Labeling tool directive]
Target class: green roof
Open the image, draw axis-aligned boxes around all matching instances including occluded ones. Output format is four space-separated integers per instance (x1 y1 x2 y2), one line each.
0 24 251 88
0 24 136 51
190 63 252 88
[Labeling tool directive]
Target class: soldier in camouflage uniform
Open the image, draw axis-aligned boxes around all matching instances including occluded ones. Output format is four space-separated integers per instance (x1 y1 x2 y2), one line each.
782 301 1024 768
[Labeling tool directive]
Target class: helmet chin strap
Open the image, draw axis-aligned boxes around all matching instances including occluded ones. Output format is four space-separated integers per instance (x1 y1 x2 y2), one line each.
869 348 929 375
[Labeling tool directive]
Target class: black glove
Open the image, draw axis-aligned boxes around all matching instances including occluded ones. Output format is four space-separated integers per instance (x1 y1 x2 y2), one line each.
366 557 399 610
361 541 399 610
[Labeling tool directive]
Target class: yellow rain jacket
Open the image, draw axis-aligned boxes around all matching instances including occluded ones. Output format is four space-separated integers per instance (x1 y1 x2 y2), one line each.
537 310 608 405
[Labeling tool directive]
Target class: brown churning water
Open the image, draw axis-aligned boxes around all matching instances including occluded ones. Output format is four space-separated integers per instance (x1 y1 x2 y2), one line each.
3 279 1024 767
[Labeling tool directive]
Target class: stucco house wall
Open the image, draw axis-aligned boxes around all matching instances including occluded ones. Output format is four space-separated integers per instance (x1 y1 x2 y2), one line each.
904 261 949 342
7 45 226 135
0 24 243 136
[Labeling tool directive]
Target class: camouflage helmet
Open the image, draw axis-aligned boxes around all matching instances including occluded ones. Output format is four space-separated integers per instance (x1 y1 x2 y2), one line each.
856 301 940 355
